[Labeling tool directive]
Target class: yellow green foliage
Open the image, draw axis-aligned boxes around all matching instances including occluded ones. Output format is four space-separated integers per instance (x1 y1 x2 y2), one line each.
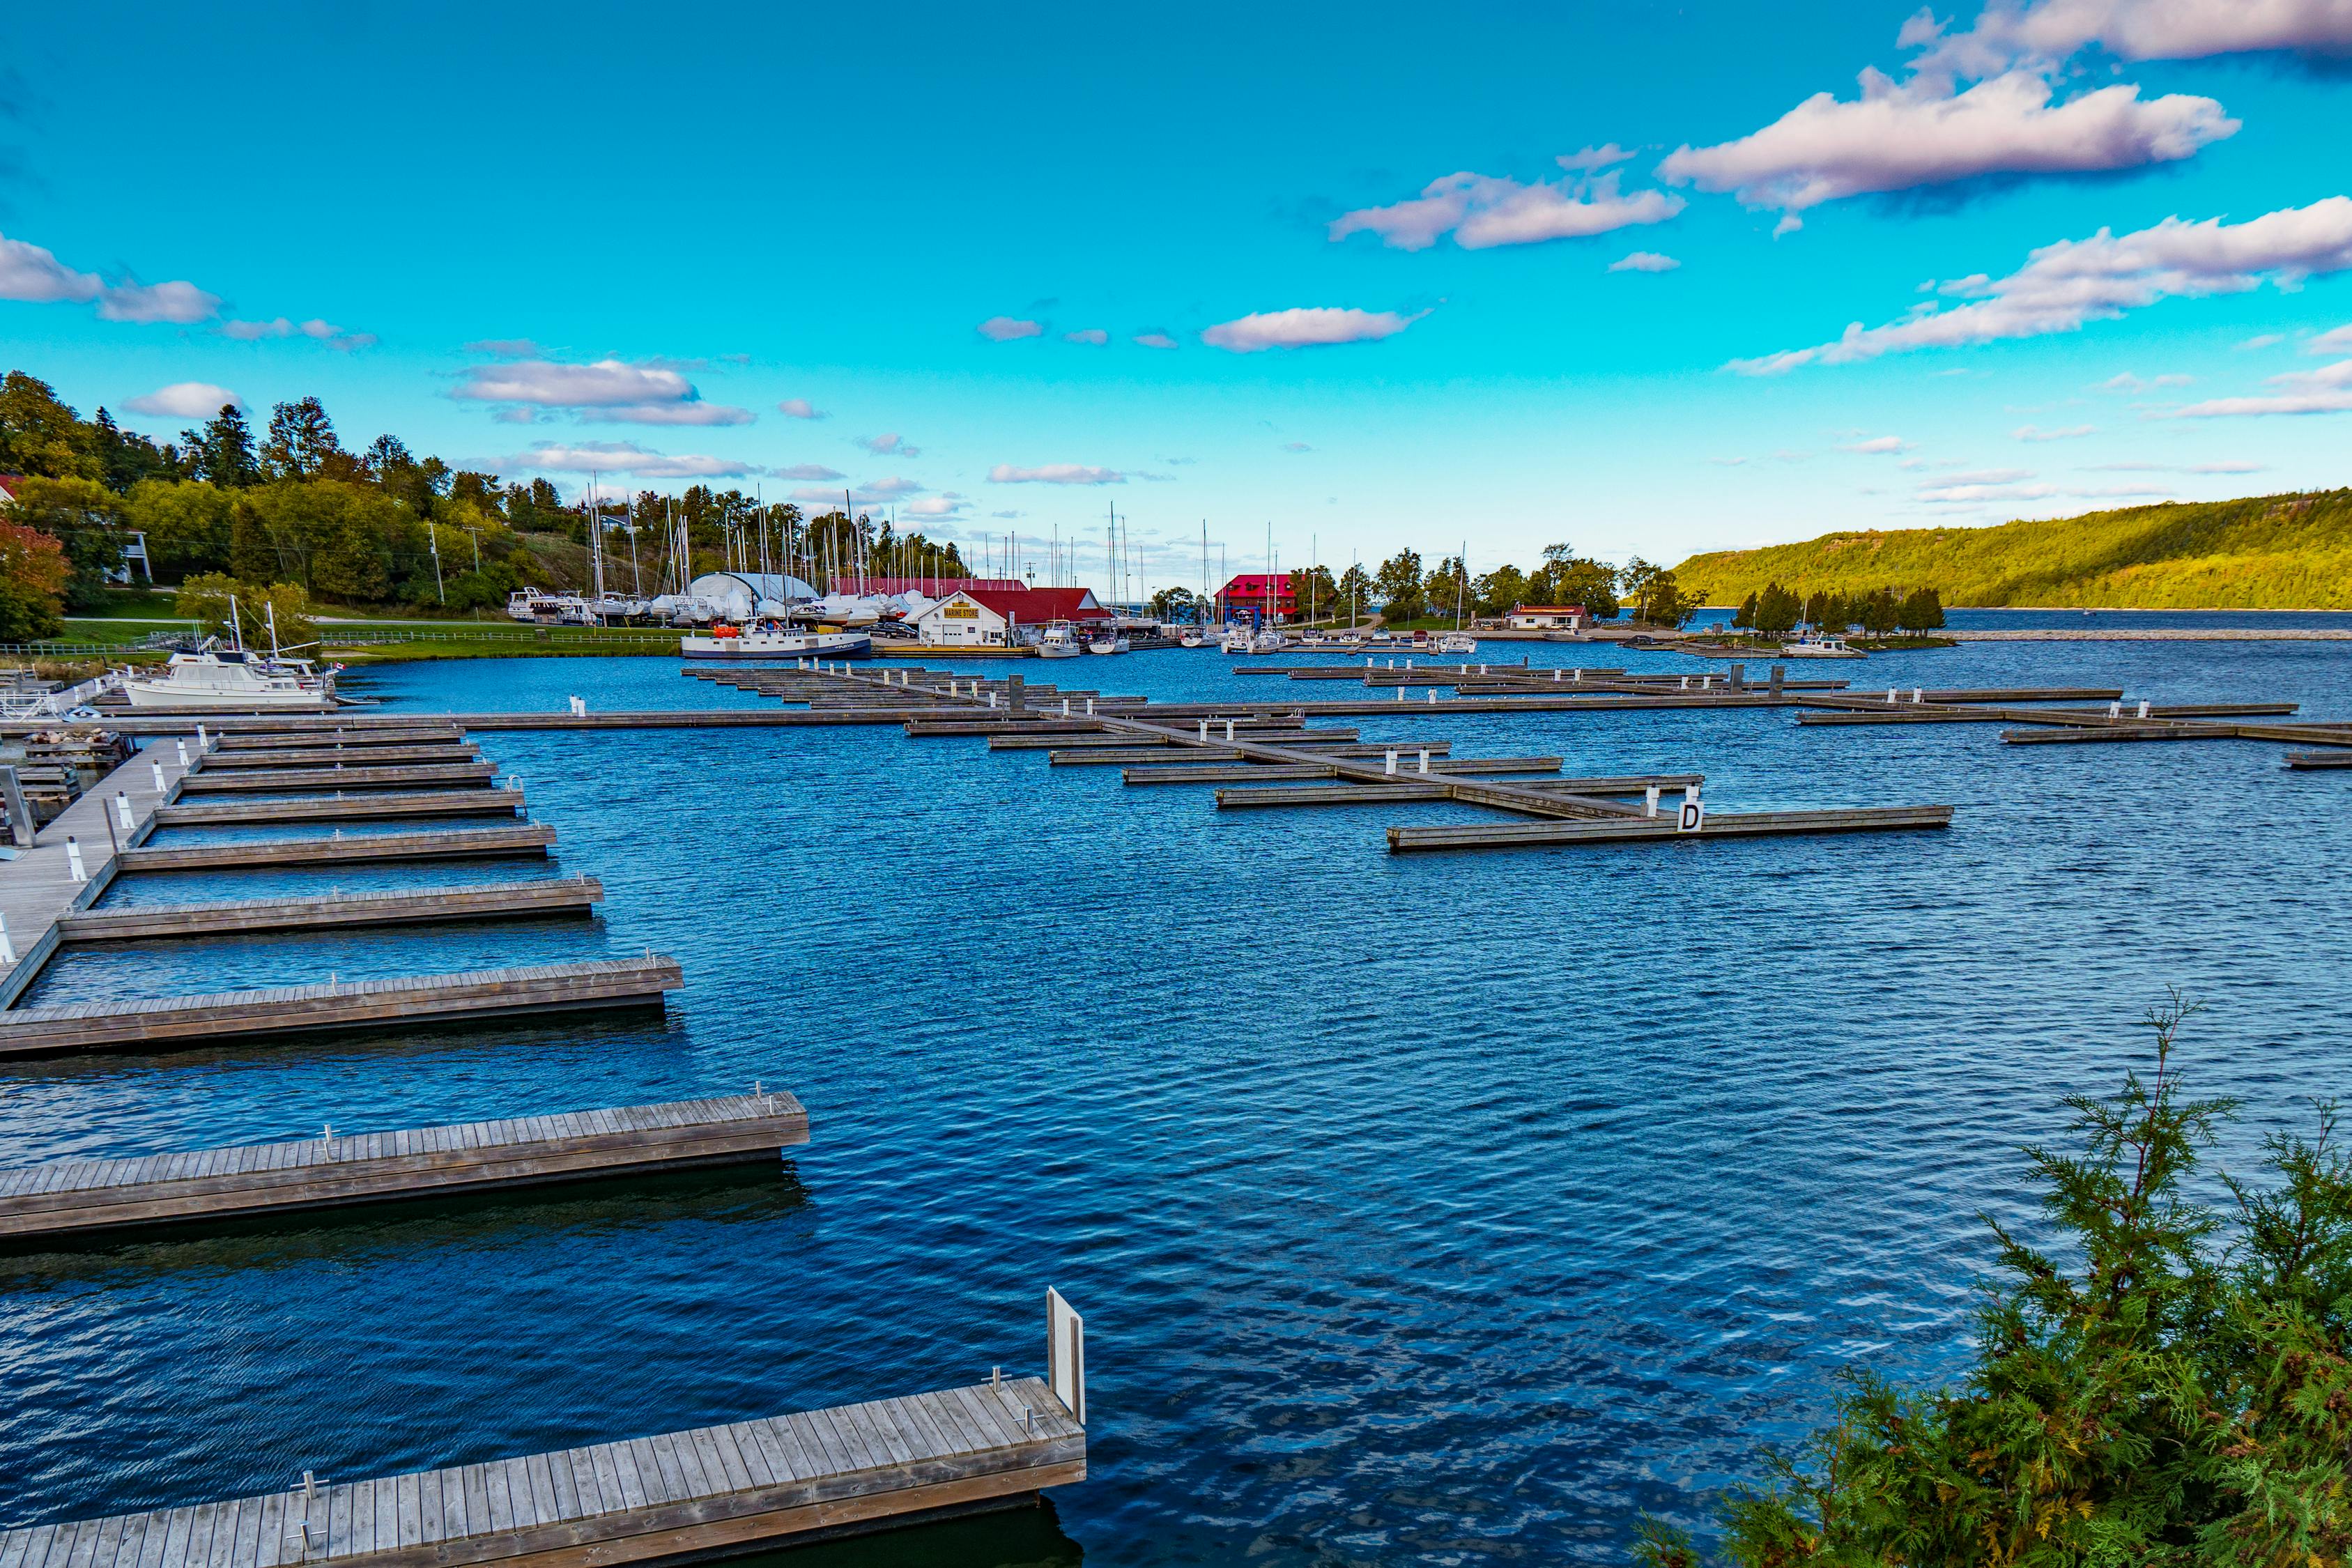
1673 490 2352 608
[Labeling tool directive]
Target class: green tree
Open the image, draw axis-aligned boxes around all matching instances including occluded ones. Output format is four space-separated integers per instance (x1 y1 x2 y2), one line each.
1375 548 1424 622
1644 571 1689 627
1753 581 1800 636
1289 564 1339 622
91 408 174 492
1898 587 1946 634
182 404 260 489
1338 564 1375 622
1552 559 1622 620
1859 587 1900 636
124 479 236 581
1621 556 1661 617
1422 554 1470 622
259 397 352 481
1150 585 1197 621
1476 563 1528 617
1649 995 2352 1568
174 572 318 648
0 371 100 481
1734 591 1759 630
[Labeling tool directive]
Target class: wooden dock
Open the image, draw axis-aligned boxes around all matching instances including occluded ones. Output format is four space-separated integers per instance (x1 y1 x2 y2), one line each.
116 823 555 872
56 879 601 942
197 744 483 769
1215 773 1704 808
0 956 682 1056
176 762 500 794
153 790 528 827
1386 806 1958 852
0 1090 804 1240
0 1366 1083 1568
2285 749 2352 769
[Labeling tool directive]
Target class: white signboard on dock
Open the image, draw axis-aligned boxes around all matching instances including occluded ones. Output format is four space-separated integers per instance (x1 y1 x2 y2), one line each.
1047 1286 1085 1425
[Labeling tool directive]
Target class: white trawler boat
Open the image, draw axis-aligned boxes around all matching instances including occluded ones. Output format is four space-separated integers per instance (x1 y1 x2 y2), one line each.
1780 633 1865 659
1036 621 1083 659
1437 631 1477 655
1219 627 1254 654
679 622 871 659
125 596 337 709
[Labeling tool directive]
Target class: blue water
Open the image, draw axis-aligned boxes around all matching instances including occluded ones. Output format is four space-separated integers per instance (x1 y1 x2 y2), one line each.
3 636 2349 1567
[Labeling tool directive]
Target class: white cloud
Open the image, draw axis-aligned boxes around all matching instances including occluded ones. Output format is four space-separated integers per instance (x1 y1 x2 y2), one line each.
777 397 828 419
1944 466 2036 482
2098 371 2192 390
500 440 755 479
1608 250 1681 272
1558 143 1636 171
2237 332 2286 350
1909 0 2352 78
1280 441 1314 452
2015 422 2098 439
988 463 1125 485
1731 197 2352 374
1201 306 1429 353
977 316 1043 341
466 338 544 358
2168 357 2352 416
452 357 754 425
903 493 970 517
856 432 920 457
0 233 103 305
1774 214 1805 238
222 316 374 351
1917 477 2172 503
1133 332 1178 349
123 382 241 418
0 231 222 325
1064 328 1109 345
773 463 845 481
1841 434 1912 452
1659 70 2233 213
859 475 926 498
2305 324 2352 353
1330 167 1682 251
2084 459 2266 472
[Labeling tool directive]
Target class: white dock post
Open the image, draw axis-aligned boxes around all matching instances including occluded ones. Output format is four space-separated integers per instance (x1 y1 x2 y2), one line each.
176 740 190 767
1223 718 1235 741
2137 699 2151 718
1062 698 1070 716
151 760 166 791
1197 720 1208 741
66 836 86 883
1086 698 1095 715
0 913 13 965
1395 686 1405 700
195 723 208 749
1679 675 1688 690
114 792 134 834
1417 747 1430 774
1572 668 1582 682
1886 686 1898 703
2108 700 2122 718
1427 688 1437 703
1912 688 1923 703
1644 784 1660 817
1384 748 1397 774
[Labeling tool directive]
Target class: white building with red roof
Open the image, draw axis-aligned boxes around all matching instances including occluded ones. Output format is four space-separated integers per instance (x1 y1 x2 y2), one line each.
908 587 1112 647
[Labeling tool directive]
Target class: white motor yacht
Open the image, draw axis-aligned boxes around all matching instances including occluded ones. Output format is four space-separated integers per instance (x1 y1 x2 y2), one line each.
1437 631 1477 655
1250 628 1288 654
1037 621 1084 659
125 645 334 709
1780 633 1865 659
1086 631 1131 655
1219 627 1254 654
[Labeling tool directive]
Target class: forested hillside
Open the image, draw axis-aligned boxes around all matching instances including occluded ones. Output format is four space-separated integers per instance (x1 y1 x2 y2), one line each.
1673 491 2352 609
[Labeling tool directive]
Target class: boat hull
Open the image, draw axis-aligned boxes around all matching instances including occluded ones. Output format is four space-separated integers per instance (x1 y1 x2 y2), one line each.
680 633 873 660
124 684 328 709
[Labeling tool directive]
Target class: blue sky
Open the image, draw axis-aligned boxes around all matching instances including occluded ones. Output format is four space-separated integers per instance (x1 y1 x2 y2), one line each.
5 0 2351 588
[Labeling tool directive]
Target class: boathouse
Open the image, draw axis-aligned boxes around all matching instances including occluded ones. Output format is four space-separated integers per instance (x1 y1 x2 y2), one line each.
1215 572 1296 622
910 587 1111 647
1507 604 1588 630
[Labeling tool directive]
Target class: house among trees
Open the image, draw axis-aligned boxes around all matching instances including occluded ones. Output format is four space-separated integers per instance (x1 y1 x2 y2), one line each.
1507 604 1588 629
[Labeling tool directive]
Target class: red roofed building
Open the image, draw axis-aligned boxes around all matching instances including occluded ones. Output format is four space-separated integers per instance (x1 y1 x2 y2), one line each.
1215 573 1294 621
909 587 1112 647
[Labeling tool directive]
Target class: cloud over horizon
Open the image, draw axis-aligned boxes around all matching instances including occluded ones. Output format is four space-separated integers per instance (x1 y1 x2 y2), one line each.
0 231 222 324
988 463 1125 484
1332 167 1682 251
123 381 240 417
1201 306 1429 352
499 440 757 479
453 356 755 426
1732 197 2352 374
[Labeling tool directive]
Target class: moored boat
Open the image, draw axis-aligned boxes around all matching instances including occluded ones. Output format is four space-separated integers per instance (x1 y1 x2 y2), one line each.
1780 633 1865 659
1038 621 1084 659
124 646 335 709
680 623 872 659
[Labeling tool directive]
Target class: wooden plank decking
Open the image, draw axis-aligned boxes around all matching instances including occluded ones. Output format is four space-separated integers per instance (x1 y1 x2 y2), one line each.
56 879 601 942
117 824 555 871
153 791 528 827
0 956 682 1055
1385 805 1956 852
197 744 483 769
176 763 500 793
0 1375 1082 1568
0 1090 806 1239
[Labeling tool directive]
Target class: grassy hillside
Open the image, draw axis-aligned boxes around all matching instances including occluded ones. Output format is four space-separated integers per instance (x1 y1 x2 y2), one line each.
1672 489 2352 609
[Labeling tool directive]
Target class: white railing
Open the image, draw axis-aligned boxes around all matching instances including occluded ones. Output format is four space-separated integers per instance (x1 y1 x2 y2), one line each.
0 669 125 720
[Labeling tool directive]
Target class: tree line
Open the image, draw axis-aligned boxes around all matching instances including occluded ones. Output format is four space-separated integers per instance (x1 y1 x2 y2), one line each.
1730 582 1946 638
1158 544 1701 626
0 367 969 643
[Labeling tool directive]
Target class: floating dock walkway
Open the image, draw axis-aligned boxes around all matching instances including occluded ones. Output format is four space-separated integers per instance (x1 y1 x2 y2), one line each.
683 662 1955 853
153 789 528 826
0 1369 1084 1568
0 957 682 1056
56 878 601 942
0 1089 805 1240
116 823 555 872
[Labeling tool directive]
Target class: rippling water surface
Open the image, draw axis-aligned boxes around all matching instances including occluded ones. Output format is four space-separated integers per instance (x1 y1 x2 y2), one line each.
3 635 2348 1567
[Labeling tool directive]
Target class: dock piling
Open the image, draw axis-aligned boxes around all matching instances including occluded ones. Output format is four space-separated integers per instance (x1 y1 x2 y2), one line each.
1645 784 1660 817
65 836 84 883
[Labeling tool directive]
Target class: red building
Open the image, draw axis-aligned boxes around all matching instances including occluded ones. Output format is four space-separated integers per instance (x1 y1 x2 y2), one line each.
1214 573 1296 621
